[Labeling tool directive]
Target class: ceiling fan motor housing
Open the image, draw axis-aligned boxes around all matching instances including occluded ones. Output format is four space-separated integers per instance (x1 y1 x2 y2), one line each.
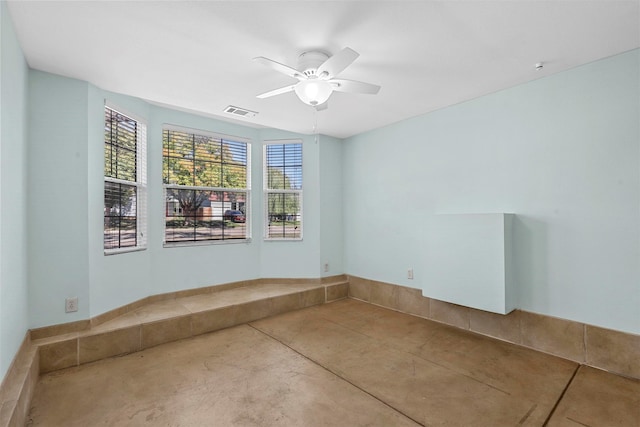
297 51 329 78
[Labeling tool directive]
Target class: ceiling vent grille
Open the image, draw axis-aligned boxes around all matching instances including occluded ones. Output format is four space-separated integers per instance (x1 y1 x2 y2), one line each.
224 105 257 118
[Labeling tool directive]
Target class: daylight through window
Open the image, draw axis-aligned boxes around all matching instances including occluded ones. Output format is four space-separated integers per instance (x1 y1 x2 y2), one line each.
103 106 147 252
163 128 250 244
264 142 302 239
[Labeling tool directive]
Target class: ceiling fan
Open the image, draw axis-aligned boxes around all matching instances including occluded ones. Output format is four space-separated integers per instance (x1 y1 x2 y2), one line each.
254 47 381 110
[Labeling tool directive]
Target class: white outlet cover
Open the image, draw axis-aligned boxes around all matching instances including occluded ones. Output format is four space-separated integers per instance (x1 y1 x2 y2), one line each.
65 297 78 313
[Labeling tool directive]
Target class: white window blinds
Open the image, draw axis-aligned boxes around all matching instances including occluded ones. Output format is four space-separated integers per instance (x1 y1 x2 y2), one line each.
264 142 302 240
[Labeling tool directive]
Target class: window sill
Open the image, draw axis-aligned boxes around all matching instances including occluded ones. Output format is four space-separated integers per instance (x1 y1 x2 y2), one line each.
163 238 252 248
104 246 147 256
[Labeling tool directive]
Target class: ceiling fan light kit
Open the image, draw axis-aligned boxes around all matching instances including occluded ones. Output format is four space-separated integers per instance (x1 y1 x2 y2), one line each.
295 80 333 106
254 47 381 109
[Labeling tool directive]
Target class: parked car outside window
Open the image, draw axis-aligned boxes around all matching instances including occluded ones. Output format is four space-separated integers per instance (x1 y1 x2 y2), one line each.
224 210 246 223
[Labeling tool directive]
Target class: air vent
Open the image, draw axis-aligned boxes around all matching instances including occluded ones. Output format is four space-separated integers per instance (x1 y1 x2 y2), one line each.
223 106 258 118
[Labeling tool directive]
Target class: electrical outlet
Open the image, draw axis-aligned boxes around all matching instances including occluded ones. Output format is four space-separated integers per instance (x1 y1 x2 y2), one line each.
323 263 330 273
65 297 78 313
407 268 414 280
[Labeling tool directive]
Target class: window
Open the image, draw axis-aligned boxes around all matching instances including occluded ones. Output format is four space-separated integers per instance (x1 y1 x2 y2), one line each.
103 106 147 253
163 128 250 244
264 142 302 240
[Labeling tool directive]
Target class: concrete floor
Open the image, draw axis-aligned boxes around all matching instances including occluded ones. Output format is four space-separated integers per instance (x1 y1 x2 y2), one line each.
28 299 639 426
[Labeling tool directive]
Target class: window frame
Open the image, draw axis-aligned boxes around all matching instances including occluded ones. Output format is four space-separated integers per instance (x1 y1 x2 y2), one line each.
162 125 251 247
103 103 147 255
263 140 303 241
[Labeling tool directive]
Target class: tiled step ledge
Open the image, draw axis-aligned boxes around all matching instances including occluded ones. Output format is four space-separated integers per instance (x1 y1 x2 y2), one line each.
0 334 37 427
4 274 637 426
0 276 348 427
347 275 640 380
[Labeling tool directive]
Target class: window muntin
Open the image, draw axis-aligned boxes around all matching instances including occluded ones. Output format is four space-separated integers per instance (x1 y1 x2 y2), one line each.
163 128 250 244
104 106 147 252
264 142 302 240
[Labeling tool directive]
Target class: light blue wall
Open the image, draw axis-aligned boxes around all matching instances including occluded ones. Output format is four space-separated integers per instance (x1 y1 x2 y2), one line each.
26 72 341 327
0 0 29 378
87 88 154 317
258 129 323 278
343 49 640 334
319 135 344 276
145 106 262 297
28 71 91 327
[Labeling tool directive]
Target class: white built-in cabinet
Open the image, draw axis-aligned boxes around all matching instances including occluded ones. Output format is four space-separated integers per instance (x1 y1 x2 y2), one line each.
422 213 516 315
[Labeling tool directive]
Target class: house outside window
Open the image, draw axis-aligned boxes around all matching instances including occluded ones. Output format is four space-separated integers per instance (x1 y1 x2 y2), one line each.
103 105 147 253
264 141 302 240
163 127 250 245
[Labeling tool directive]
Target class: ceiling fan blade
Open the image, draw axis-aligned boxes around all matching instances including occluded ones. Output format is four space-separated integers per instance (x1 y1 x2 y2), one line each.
316 47 359 79
256 84 297 99
253 56 305 80
330 79 381 95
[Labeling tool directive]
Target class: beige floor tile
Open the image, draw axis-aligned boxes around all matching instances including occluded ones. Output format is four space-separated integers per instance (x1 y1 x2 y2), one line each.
0 400 14 427
270 293 304 315
586 325 640 378
348 276 372 301
253 300 575 426
254 309 387 367
547 365 640 427
520 310 585 362
132 299 191 323
341 304 445 343
234 298 275 324
29 325 419 427
191 305 238 336
141 315 192 349
177 283 323 314
341 302 577 407
91 301 142 327
326 282 348 301
300 300 447 354
397 286 430 318
30 320 90 340
409 326 578 406
178 291 232 312
84 311 140 334
299 287 325 307
430 299 471 329
28 298 634 427
78 326 141 364
469 307 522 343
369 280 400 309
333 343 546 426
39 339 77 374
311 297 394 327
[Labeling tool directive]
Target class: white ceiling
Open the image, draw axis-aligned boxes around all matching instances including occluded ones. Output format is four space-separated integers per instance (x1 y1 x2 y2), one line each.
7 1 640 139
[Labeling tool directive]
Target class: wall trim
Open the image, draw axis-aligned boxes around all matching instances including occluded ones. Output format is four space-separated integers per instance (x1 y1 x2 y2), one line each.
347 275 639 380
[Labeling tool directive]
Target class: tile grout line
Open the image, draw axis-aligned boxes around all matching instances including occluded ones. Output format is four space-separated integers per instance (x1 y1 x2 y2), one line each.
542 364 581 426
247 323 425 427
582 324 588 365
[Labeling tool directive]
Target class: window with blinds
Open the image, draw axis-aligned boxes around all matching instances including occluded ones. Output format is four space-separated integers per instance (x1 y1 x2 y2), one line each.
264 142 302 240
163 128 250 244
104 106 147 253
